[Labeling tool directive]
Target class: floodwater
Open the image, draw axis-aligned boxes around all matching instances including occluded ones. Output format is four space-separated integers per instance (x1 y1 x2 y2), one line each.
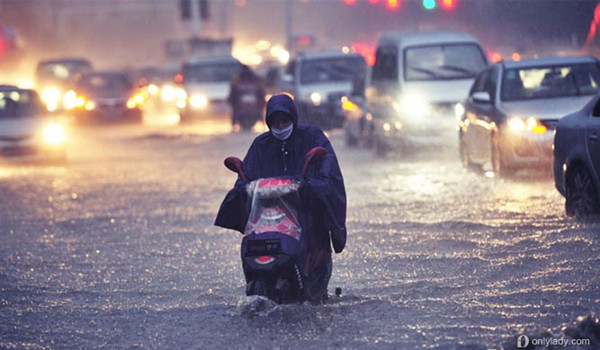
0 120 598 349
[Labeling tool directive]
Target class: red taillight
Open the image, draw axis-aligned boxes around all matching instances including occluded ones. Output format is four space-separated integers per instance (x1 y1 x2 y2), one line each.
255 256 276 265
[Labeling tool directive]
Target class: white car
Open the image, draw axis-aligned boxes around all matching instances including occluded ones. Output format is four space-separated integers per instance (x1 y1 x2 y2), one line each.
0 85 67 163
367 31 488 155
178 56 241 122
459 56 600 176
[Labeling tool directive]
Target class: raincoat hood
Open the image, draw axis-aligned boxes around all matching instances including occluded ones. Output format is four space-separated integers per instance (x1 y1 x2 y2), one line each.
265 94 299 130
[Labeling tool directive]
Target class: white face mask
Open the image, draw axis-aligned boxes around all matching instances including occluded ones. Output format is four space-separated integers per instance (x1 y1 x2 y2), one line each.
271 123 293 140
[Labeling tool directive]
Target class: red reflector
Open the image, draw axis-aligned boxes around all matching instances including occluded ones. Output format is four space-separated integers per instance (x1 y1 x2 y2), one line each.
255 256 276 265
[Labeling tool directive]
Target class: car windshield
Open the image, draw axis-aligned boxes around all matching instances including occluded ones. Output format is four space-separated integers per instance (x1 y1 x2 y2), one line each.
78 74 133 95
0 90 44 119
300 56 366 85
183 62 240 83
37 60 92 82
501 63 600 101
404 43 487 81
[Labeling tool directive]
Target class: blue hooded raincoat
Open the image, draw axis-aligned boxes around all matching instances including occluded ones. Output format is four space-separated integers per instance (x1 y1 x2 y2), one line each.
215 94 347 255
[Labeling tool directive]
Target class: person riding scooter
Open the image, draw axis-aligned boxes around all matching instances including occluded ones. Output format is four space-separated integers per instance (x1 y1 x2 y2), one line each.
227 65 266 131
215 94 347 303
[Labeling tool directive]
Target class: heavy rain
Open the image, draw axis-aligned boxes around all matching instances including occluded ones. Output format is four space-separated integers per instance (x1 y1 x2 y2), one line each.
1 1 600 349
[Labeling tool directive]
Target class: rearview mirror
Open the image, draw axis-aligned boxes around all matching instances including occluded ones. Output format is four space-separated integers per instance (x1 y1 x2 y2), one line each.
471 91 491 104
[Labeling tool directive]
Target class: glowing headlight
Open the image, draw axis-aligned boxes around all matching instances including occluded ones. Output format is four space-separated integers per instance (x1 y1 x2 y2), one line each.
127 92 145 109
41 87 62 111
161 85 177 101
507 116 547 134
310 92 322 106
189 94 208 109
85 101 96 111
62 90 85 110
399 93 430 116
43 123 66 146
454 103 465 119
41 87 61 104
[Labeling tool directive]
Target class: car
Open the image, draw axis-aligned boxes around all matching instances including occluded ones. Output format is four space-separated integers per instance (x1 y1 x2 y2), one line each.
459 56 600 177
35 57 93 112
280 51 367 130
69 71 144 124
0 85 67 163
553 94 600 218
367 31 488 156
178 55 242 122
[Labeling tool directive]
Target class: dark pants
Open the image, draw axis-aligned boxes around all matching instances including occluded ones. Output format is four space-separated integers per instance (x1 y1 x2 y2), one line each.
305 253 332 304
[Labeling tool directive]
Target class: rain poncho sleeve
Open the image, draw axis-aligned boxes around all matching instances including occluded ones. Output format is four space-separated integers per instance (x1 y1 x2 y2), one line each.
300 132 347 254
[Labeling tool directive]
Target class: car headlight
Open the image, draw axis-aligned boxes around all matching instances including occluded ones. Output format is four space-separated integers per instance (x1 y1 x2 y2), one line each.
160 85 177 101
398 93 431 116
42 123 66 146
40 87 62 111
85 100 96 111
189 94 208 109
127 92 145 109
309 92 322 106
62 90 86 110
454 103 465 120
507 116 547 134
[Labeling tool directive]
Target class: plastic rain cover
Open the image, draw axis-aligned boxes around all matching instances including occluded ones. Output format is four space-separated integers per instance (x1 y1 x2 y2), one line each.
244 178 302 240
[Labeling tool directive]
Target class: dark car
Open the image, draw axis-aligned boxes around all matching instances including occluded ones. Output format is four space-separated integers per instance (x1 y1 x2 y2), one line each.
71 72 143 124
459 56 600 177
35 57 93 111
553 94 600 218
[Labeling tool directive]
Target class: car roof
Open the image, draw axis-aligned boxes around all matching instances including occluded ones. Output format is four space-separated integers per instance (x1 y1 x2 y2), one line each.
296 51 365 61
378 31 481 47
500 55 598 69
80 71 129 77
37 57 92 66
0 85 32 93
185 55 240 65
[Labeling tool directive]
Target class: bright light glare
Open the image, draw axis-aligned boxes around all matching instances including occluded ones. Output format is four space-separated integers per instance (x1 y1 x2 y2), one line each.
41 87 61 106
507 117 526 131
43 123 66 145
310 92 322 106
190 94 208 109
507 116 548 133
62 90 79 110
270 45 290 65
400 93 430 116
161 85 177 101
454 103 465 119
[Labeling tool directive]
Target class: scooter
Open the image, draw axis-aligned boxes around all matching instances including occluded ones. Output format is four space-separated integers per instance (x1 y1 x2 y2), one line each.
232 83 263 131
224 147 327 303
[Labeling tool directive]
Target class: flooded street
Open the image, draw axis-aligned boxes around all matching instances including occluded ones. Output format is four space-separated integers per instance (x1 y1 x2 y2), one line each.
0 117 598 350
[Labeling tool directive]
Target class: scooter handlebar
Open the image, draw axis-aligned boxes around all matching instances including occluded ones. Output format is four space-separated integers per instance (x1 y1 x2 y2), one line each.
224 156 247 181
